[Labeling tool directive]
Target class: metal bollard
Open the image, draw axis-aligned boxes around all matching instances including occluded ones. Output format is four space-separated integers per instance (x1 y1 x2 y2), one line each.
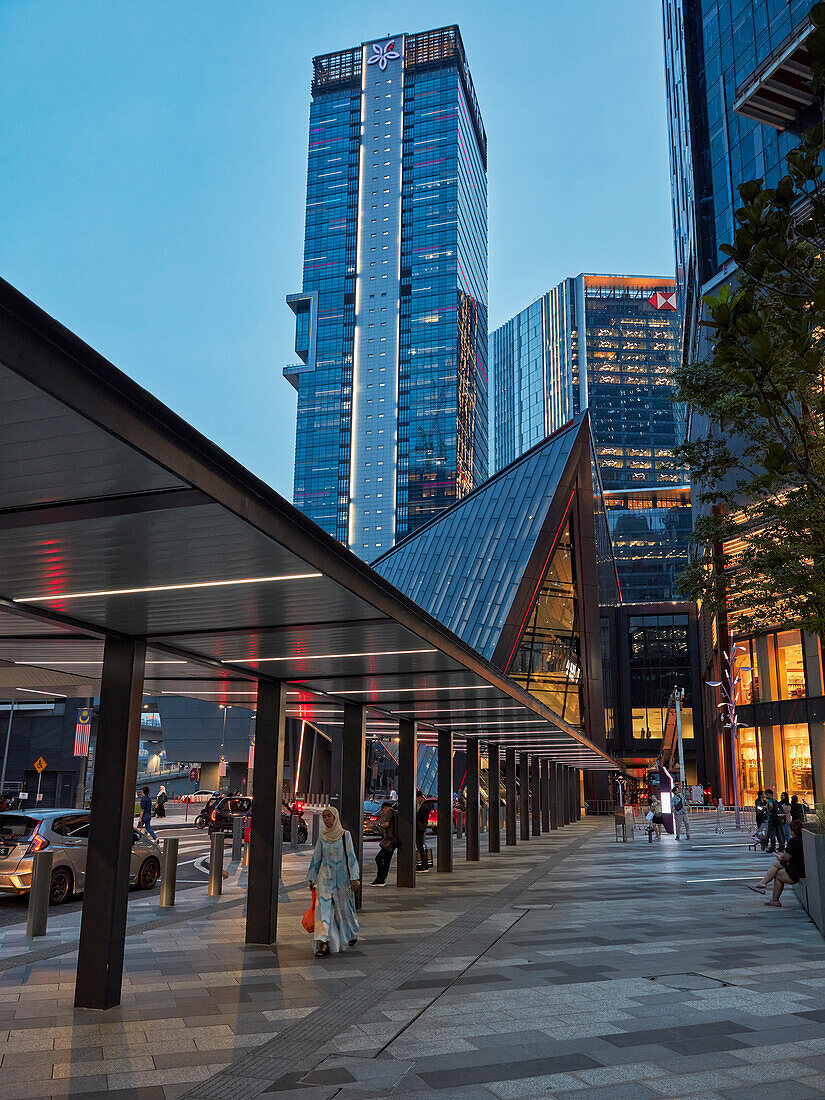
232 815 244 862
290 813 299 852
26 850 53 938
159 837 179 907
311 812 320 845
208 832 225 896
242 839 250 867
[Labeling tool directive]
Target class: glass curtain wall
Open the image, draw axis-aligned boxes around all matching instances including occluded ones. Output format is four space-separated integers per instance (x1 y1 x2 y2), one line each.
509 518 582 725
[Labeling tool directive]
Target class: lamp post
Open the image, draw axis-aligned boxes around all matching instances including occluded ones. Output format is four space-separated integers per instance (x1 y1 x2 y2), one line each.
0 694 15 795
219 705 231 793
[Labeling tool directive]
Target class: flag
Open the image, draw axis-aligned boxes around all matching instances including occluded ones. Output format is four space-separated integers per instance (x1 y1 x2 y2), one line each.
74 708 92 757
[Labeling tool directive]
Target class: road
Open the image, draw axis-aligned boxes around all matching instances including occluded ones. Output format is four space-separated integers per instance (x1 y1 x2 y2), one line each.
0 822 386 929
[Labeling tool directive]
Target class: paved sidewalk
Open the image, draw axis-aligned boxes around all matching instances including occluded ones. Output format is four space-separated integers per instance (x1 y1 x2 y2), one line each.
1 817 824 1099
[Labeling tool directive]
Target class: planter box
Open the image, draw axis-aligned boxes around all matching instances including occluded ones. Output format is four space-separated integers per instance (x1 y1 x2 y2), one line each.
801 829 825 934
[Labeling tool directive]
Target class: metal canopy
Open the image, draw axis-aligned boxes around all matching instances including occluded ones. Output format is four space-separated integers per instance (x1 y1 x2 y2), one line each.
0 279 616 769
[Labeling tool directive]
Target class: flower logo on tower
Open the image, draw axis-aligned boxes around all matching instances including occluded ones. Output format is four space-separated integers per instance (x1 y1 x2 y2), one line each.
367 39 399 71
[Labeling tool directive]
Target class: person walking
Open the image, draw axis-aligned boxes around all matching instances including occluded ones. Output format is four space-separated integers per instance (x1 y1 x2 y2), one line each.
306 807 360 957
371 802 398 887
648 792 663 840
672 782 690 840
779 791 792 847
415 790 430 871
389 787 397 801
155 785 168 818
138 786 157 840
747 820 806 906
790 795 806 822
764 788 785 853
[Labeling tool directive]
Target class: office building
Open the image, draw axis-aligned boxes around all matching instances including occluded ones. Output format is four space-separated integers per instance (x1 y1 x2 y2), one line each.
285 26 488 558
492 274 689 603
663 0 823 803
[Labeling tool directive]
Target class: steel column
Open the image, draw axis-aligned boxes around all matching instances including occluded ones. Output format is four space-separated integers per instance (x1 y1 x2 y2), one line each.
574 769 582 819
75 637 145 1009
466 737 480 861
437 728 453 872
551 762 560 829
488 743 501 853
245 678 286 944
563 766 571 825
505 747 517 845
397 718 417 887
519 751 530 840
531 755 541 836
340 703 366 905
540 758 550 832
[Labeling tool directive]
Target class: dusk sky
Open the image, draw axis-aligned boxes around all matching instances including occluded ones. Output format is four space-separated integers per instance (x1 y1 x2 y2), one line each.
1 0 673 499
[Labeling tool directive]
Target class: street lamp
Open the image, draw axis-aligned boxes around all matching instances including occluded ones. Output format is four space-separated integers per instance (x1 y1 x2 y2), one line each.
219 705 231 791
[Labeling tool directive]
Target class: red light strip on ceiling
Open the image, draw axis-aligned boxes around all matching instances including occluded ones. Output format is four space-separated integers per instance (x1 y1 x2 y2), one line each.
504 487 576 674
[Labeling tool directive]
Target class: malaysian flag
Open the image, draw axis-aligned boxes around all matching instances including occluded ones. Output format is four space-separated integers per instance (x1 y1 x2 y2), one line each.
74 708 92 757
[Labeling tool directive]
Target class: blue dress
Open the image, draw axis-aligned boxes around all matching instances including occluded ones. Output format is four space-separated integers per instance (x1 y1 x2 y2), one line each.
306 831 360 953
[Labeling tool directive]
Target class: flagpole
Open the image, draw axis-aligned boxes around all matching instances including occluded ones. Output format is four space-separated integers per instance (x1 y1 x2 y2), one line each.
0 695 15 794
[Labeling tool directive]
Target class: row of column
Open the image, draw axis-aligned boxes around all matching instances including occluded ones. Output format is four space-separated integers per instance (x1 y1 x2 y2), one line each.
72 635 584 1011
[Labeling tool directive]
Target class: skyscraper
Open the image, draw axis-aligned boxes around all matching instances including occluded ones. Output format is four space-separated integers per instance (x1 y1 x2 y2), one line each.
285 26 488 559
491 274 689 603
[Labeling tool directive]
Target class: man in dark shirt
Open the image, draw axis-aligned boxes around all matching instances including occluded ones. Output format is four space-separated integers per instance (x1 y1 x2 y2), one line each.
747 820 805 906
415 790 430 872
138 786 157 840
764 788 785 853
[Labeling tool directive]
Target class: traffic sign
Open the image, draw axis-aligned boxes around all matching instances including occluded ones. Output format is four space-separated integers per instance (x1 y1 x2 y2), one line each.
33 757 47 774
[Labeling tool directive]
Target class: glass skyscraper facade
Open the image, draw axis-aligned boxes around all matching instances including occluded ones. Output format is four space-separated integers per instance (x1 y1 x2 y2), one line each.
663 0 815 359
286 26 488 559
492 274 689 603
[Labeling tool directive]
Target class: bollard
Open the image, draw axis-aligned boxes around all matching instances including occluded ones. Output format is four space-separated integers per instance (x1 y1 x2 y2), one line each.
232 815 244 862
311 812 320 845
208 832 225 896
290 812 299 852
242 839 250 867
481 805 488 833
159 837 179 907
455 811 463 840
26 849 53 938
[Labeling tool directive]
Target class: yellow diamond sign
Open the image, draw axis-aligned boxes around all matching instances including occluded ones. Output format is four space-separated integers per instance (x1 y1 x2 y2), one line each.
34 757 47 773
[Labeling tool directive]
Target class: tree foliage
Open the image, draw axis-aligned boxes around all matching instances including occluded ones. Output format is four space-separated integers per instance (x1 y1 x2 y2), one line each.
673 2 825 635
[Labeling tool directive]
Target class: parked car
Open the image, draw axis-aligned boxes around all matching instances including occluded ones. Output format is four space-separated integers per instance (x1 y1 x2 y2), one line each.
205 796 308 844
183 789 218 804
0 810 161 905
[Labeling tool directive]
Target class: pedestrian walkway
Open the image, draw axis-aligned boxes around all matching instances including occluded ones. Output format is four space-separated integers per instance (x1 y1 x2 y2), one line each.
1 816 824 1099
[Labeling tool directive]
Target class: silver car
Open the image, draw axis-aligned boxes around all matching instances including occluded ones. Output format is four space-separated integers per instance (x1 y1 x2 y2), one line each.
0 810 162 904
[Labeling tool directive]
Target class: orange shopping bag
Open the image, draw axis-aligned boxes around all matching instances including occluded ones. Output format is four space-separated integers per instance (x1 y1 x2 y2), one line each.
301 888 316 934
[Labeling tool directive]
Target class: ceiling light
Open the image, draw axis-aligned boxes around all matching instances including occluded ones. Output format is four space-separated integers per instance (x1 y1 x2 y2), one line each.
337 685 498 696
224 648 437 663
14 660 185 666
14 573 322 603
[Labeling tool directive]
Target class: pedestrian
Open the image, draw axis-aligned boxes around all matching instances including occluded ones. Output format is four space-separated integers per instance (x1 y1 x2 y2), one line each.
648 792 663 840
415 790 430 871
672 782 690 840
306 806 360 957
155 785 168 818
389 787 397 801
764 788 784 853
790 795 806 822
137 786 157 840
746 820 806 907
371 801 398 887
754 790 767 827
779 791 792 846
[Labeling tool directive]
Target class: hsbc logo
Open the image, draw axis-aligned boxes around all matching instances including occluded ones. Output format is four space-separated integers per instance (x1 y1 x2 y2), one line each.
648 291 677 311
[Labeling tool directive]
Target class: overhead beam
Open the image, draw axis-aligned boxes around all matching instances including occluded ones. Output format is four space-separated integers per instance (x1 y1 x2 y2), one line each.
0 488 208 531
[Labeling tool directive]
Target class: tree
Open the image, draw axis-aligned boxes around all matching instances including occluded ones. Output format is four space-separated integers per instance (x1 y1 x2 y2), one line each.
674 2 825 636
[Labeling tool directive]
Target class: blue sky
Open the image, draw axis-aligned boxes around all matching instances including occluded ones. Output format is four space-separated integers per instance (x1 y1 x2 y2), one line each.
0 0 673 499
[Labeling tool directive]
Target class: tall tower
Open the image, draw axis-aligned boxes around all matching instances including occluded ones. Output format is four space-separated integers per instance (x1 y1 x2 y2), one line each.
492 274 689 603
286 26 488 560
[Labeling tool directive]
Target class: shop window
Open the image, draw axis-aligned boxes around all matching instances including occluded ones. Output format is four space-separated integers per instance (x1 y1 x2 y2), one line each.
733 640 758 704
781 724 813 801
737 726 761 805
776 630 805 699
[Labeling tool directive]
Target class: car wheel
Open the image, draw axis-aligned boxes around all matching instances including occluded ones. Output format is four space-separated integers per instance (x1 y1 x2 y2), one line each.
49 867 73 905
138 858 160 890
